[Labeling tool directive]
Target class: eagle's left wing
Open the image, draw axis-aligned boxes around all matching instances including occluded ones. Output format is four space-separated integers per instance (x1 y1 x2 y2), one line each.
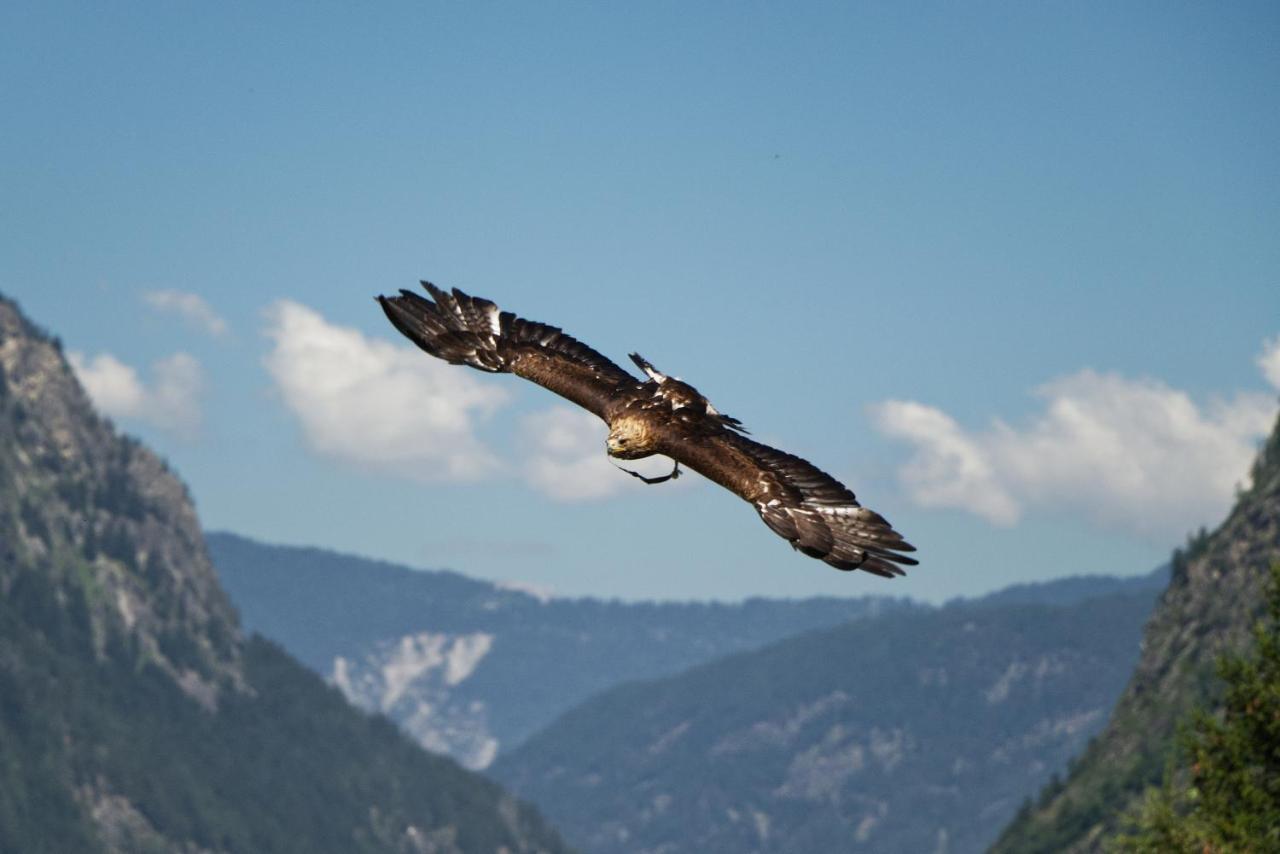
379 283 639 422
668 431 917 577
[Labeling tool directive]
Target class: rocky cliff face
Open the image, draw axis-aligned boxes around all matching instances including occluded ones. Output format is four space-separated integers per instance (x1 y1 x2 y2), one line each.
0 295 242 706
331 630 501 769
0 293 570 854
990 409 1280 853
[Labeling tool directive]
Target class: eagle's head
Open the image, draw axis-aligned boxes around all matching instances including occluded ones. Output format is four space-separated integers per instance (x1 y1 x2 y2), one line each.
606 417 656 460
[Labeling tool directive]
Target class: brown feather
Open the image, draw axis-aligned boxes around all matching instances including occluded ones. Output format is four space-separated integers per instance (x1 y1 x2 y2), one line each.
378 283 638 421
659 431 917 577
378 281 917 578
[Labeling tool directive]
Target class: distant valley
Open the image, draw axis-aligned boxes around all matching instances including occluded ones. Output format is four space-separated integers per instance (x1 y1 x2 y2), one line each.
491 584 1164 853
210 531 1168 853
209 531 914 768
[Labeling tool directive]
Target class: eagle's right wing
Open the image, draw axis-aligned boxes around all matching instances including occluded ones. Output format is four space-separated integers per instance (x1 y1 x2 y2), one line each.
669 430 918 577
379 283 638 422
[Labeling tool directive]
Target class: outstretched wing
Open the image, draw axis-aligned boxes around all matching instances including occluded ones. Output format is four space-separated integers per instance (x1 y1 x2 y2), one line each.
378 282 639 421
668 431 917 577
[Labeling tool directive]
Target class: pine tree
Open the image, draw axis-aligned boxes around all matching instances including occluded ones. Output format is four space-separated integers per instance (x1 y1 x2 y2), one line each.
1111 563 1280 852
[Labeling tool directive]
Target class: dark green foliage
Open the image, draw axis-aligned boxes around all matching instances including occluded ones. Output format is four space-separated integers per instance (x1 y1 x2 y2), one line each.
0 544 570 853
18 496 50 543
54 474 90 511
97 462 147 522
0 574 107 853
1111 563 1280 852
96 521 136 568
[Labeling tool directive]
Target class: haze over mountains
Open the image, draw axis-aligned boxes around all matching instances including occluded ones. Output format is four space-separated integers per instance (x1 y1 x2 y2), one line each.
492 589 1161 854
209 532 914 769
208 533 1170 854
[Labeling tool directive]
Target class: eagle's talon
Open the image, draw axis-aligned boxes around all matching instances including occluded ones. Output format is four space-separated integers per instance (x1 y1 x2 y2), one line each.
612 459 681 485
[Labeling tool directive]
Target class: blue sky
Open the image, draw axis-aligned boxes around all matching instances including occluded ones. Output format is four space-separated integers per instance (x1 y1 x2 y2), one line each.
3 2 1278 603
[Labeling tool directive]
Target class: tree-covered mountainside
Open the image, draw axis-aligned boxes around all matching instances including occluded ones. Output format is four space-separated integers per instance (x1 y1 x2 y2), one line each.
490 588 1161 854
991 410 1280 853
209 531 915 767
1111 563 1280 852
0 293 570 854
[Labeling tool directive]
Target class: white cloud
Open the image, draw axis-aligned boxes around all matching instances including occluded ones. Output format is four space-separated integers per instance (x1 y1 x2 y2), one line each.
143 290 228 337
69 351 204 437
520 406 626 501
519 406 687 501
869 400 1019 525
263 300 506 481
872 367 1277 541
1259 335 1280 391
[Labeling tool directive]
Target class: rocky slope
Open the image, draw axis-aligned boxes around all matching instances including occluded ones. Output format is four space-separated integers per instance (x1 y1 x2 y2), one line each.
990 409 1280 853
0 293 570 854
490 587 1162 854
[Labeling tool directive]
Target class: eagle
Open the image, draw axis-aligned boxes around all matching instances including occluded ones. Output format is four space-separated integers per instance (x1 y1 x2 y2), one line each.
377 283 917 578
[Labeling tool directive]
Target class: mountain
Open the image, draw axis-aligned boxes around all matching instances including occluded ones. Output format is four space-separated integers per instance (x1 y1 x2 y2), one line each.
952 564 1167 609
489 586 1160 854
990 409 1280 853
208 532 914 768
0 294 570 854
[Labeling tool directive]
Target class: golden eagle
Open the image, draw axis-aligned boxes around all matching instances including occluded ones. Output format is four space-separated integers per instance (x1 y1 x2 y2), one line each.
377 283 917 578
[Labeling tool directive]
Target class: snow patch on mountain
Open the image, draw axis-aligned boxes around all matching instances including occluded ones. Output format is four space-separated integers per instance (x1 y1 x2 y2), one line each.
331 631 498 769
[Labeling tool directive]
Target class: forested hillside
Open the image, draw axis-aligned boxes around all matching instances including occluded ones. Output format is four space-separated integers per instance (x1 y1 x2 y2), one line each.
991 410 1280 852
